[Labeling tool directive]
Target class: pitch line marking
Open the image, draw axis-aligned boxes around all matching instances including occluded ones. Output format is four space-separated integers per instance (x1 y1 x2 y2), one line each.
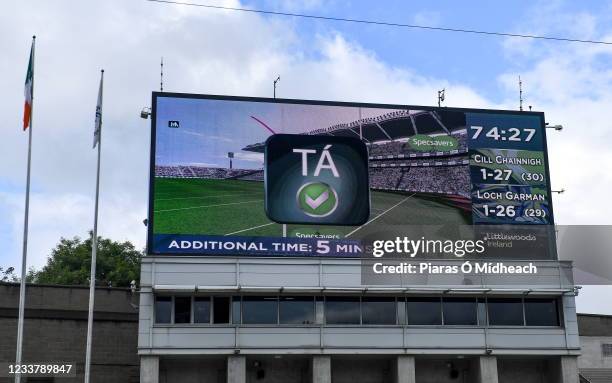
225 222 276 236
156 192 255 201
155 200 263 213
344 193 415 238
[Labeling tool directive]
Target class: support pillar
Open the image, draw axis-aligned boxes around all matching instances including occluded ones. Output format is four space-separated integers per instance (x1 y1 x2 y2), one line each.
312 355 331 383
140 355 159 383
559 356 579 383
227 355 246 383
395 355 416 383
478 356 498 383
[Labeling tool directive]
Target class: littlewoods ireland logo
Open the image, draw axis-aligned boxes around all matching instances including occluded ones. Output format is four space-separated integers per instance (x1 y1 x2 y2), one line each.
297 182 338 218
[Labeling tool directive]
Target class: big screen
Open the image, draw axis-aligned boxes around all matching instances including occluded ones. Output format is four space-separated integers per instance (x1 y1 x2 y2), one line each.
148 93 554 256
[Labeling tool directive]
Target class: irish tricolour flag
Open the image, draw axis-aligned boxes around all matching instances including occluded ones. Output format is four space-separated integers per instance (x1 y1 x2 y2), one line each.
23 39 34 130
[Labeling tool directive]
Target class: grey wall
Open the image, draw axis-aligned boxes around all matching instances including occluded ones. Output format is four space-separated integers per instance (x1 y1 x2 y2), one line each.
578 336 612 369
0 283 139 383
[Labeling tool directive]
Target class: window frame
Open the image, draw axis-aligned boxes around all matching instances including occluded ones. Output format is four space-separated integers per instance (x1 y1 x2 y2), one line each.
441 297 478 326
193 296 212 324
153 295 173 325
361 296 398 326
279 296 316 325
486 297 526 327
241 295 280 325
324 296 362 326
405 296 443 326
151 294 564 329
523 297 562 327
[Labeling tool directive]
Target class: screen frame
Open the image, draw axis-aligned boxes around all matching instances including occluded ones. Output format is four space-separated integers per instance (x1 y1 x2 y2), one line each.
147 91 554 256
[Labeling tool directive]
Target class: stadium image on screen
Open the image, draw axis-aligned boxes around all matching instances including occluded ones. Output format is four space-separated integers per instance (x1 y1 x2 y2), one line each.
149 93 552 256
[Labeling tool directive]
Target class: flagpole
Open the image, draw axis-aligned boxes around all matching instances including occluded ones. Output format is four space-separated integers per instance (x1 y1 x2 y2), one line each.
15 35 35 383
84 69 103 383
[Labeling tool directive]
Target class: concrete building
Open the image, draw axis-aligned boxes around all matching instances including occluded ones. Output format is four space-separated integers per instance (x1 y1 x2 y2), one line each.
577 314 612 382
138 257 580 383
0 282 139 383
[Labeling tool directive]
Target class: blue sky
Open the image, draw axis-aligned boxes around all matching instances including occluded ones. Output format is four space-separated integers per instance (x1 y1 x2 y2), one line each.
1 0 612 313
251 0 612 102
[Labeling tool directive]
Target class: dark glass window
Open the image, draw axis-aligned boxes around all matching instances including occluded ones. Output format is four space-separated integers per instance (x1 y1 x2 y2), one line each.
155 296 172 324
525 299 559 326
362 297 396 325
193 297 210 323
213 297 231 324
174 296 191 324
443 298 477 325
279 296 314 324
325 297 360 324
242 296 278 324
315 296 324 324
232 296 241 324
488 298 524 326
477 298 487 326
397 297 407 325
407 298 442 325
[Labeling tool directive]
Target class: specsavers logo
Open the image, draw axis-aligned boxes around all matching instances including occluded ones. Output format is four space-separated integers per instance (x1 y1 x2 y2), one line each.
297 182 338 217
408 134 458 152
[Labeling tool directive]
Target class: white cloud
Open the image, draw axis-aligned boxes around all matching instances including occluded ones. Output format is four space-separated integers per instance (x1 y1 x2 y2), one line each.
497 1 612 313
497 5 612 226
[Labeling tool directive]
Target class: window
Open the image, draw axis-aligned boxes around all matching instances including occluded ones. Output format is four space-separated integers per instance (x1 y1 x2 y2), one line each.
362 297 396 325
407 298 442 325
443 298 477 325
602 344 612 357
315 296 324 324
397 298 407 325
325 297 360 324
213 297 231 324
488 298 524 326
524 299 559 326
193 297 211 323
152 294 563 328
477 298 487 326
155 296 172 324
242 296 278 324
279 296 314 324
174 296 191 324
232 296 241 324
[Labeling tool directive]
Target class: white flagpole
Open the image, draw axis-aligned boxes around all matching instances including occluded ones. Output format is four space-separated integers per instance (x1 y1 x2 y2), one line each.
84 69 103 383
15 35 35 383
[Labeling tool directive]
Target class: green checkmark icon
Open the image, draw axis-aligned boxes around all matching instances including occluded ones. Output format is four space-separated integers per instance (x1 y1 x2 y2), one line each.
297 182 338 217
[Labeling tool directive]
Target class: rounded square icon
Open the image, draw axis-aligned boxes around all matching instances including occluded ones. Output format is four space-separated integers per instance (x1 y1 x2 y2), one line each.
265 134 370 225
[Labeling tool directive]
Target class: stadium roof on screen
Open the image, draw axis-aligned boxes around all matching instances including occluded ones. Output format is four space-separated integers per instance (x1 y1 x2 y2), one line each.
242 109 466 152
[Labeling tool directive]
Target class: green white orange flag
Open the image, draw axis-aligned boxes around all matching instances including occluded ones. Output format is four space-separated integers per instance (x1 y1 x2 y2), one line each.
23 38 34 130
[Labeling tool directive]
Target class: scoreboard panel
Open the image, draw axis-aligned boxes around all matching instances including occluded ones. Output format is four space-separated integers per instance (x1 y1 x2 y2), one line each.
148 93 555 257
467 113 552 225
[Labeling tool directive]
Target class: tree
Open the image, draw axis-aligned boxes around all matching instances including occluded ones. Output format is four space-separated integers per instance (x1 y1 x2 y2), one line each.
30 232 142 287
0 266 36 283
0 267 19 282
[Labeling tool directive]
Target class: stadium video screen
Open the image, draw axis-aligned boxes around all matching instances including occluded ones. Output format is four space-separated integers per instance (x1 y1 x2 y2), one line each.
148 93 553 256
